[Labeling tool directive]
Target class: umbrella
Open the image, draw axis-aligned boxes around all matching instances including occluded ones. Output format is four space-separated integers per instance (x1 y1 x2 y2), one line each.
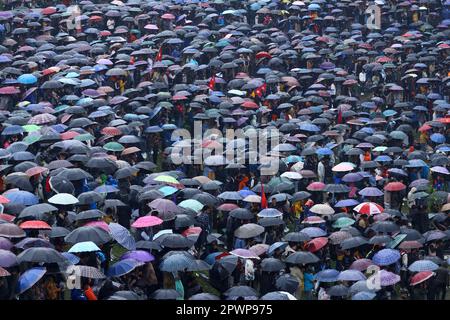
0 223 25 238
332 217 356 229
230 249 260 259
257 208 283 218
48 193 79 205
300 227 327 238
384 182 406 192
160 253 193 272
283 232 311 242
67 265 105 279
275 273 300 293
329 231 353 245
354 202 384 215
108 259 144 277
19 220 51 230
307 237 328 252
17 267 46 294
230 208 254 220
121 250 155 263
352 291 377 300
349 259 374 271
189 293 220 300
260 291 296 300
408 260 439 272
17 247 66 264
328 284 349 297
234 223 264 239
151 289 181 300
371 221 400 234
109 223 136 250
3 190 39 206
358 187 384 197
49 227 70 239
379 270 401 286
0 249 17 267
65 226 112 245
285 251 320 265
178 199 204 213
225 285 258 298
310 204 334 215
14 238 53 250
315 269 340 282
410 271 435 286
372 249 401 266
131 216 163 228
341 237 368 250
159 234 194 249
337 270 367 282
68 241 101 253
187 259 212 272
260 258 285 272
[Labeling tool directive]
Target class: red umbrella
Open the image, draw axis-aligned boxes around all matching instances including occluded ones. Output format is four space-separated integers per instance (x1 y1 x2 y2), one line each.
0 195 10 204
0 86 20 95
0 214 15 223
101 127 122 136
437 117 450 124
241 101 259 109
306 182 326 191
398 241 423 250
42 7 57 15
19 220 51 230
384 182 406 192
418 124 432 132
410 271 435 286
255 52 272 60
60 131 80 140
302 216 325 224
307 237 328 253
25 166 48 177
182 227 202 237
84 221 110 232
89 15 103 22
217 203 239 212
354 202 384 215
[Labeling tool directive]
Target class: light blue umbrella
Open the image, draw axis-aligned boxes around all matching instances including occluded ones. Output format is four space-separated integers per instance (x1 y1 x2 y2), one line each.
160 253 193 272
308 3 321 11
109 222 136 251
68 241 101 253
337 270 367 282
159 186 178 197
94 185 119 193
408 260 439 272
204 252 223 265
257 208 283 218
316 147 333 156
430 133 446 144
178 199 204 213
268 242 288 256
17 267 46 294
17 74 37 85
301 227 327 238
62 252 80 265
299 123 320 132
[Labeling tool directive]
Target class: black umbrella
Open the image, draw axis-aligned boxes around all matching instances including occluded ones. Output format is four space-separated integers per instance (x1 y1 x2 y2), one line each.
328 284 349 297
75 209 104 221
258 217 285 227
17 247 66 264
192 193 219 206
18 203 57 220
174 214 195 229
65 226 112 245
340 236 368 250
229 208 254 220
77 191 104 205
158 234 194 249
49 227 70 239
151 289 180 300
368 235 393 245
285 251 319 265
292 191 312 202
275 273 300 293
261 258 285 272
283 232 311 242
224 285 258 298
49 176 75 194
370 221 400 234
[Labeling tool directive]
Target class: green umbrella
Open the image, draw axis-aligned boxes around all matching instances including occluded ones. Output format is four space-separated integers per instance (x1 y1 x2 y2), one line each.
23 135 41 144
332 217 356 229
178 199 204 213
103 142 125 152
74 133 95 142
22 124 41 133
54 105 69 113
154 175 179 184
387 234 407 249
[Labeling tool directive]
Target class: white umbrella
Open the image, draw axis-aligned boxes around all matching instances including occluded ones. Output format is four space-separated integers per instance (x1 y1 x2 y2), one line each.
310 204 335 215
243 195 262 203
48 193 79 205
290 162 304 172
281 171 303 180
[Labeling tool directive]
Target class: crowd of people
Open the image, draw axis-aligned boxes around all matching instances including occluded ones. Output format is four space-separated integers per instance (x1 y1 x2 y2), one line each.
0 0 448 300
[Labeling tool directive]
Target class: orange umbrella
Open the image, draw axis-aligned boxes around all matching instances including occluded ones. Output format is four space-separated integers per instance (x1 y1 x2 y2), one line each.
19 220 52 230
384 182 406 192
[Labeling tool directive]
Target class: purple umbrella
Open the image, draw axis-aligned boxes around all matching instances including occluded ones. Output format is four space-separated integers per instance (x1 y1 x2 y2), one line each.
349 259 374 271
424 230 447 242
0 237 13 251
372 249 401 266
359 187 384 197
120 250 155 263
148 199 181 221
337 270 367 282
0 249 17 267
342 173 363 183
379 270 400 286
335 199 360 208
409 179 429 188
430 166 450 175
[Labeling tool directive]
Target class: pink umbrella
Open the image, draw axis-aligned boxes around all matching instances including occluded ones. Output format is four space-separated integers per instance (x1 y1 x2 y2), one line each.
398 241 423 250
384 182 406 192
410 271 435 286
217 203 239 212
249 244 269 256
0 86 20 95
307 237 328 253
161 13 175 20
349 258 374 271
144 24 158 30
25 166 48 177
131 215 163 228
306 182 326 191
84 221 110 232
28 113 57 125
354 202 384 215
230 248 260 259
182 227 202 237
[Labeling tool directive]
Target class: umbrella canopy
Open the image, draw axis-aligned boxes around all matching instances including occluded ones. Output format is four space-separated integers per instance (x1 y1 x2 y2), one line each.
410 271 435 286
65 226 112 245
108 259 144 277
17 267 46 294
372 249 401 266
17 247 66 264
234 223 265 239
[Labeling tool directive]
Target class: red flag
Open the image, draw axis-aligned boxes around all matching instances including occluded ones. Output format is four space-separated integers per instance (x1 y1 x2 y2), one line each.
208 75 215 91
261 183 268 209
337 107 342 124
155 47 163 62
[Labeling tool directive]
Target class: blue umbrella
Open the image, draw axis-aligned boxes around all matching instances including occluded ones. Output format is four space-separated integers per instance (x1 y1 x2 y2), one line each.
107 259 143 277
94 185 119 193
308 3 321 10
68 241 101 253
358 187 384 197
238 188 255 198
4 190 39 206
337 270 367 282
382 109 397 117
159 253 193 272
17 267 46 294
335 199 360 207
374 155 392 162
315 269 340 282
204 252 222 265
62 252 80 265
316 148 333 156
2 125 24 136
268 242 288 256
352 291 376 300
408 260 439 272
301 227 327 238
299 123 320 132
109 222 136 251
158 186 178 197
285 155 303 164
430 133 446 144
17 74 37 85
372 249 401 266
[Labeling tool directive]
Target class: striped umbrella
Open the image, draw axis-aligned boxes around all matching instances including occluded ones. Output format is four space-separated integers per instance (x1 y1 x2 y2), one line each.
354 202 384 215
67 265 106 279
